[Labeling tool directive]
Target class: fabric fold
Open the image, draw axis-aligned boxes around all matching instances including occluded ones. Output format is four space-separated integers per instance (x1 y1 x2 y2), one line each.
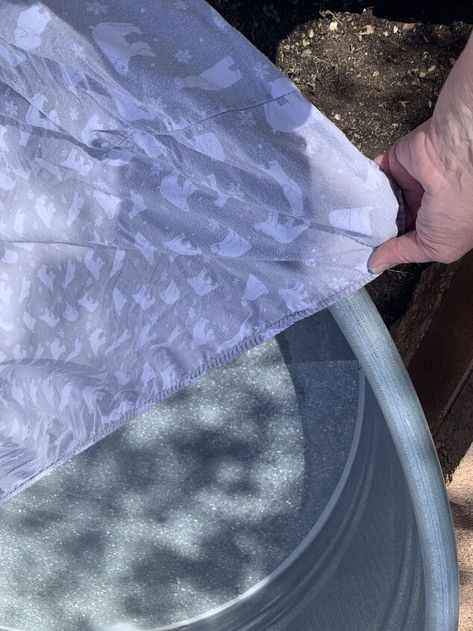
0 0 402 502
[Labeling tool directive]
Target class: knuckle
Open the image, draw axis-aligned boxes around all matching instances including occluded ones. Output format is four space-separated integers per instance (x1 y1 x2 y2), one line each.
419 240 458 264
436 250 460 264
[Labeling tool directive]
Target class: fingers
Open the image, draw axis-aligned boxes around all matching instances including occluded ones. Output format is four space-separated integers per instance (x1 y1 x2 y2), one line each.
373 152 389 173
368 230 432 273
374 144 424 231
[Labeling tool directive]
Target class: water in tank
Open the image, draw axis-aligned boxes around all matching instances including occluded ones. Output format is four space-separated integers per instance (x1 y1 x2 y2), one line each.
0 291 457 631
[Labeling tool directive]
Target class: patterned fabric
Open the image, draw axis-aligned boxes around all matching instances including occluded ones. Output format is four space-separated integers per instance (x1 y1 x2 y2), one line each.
0 0 403 503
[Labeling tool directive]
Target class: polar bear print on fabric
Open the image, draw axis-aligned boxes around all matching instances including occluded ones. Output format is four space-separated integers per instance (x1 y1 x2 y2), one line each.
190 317 216 349
129 191 147 220
66 192 85 227
103 148 134 167
0 127 8 152
18 122 32 147
160 280 180 305
160 174 198 212
0 172 15 191
35 195 57 228
61 149 94 177
175 56 242 91
210 228 252 257
187 268 219 296
107 86 155 121
14 5 51 51
278 282 312 311
93 190 122 220
90 22 155 75
81 114 105 147
203 174 228 208
241 274 269 304
25 94 61 132
131 130 167 159
328 207 372 237
188 132 225 162
263 160 304 216
254 211 310 244
264 78 324 133
57 63 87 95
0 45 26 67
164 234 202 256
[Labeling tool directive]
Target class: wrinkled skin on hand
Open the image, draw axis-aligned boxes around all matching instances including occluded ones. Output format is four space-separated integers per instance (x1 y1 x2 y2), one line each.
368 31 473 274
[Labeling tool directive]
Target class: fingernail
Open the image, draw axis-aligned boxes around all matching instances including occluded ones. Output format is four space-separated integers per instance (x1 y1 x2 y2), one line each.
367 253 380 274
368 264 381 275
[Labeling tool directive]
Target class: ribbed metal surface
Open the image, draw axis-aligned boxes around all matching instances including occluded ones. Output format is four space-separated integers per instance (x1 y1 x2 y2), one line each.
331 287 459 631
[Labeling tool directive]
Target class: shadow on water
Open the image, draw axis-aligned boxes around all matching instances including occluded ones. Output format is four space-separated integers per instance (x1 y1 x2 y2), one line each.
0 2 404 629
0 310 360 630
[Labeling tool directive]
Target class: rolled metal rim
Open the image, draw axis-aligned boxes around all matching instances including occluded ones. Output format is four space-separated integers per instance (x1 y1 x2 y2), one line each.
0 287 458 631
330 286 459 631
142 286 458 631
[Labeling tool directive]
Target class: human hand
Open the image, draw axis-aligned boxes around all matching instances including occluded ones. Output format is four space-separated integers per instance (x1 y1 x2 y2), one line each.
368 117 473 273
368 30 473 274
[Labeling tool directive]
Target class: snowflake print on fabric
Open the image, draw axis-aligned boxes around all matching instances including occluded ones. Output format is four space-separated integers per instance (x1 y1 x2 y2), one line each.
151 163 163 177
86 1 108 16
175 49 192 64
208 218 220 232
3 101 18 117
254 62 271 80
228 183 243 199
0 0 402 507
237 110 256 126
71 43 86 59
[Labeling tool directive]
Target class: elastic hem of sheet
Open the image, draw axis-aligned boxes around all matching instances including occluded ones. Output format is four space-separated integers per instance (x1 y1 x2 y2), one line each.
0 275 375 505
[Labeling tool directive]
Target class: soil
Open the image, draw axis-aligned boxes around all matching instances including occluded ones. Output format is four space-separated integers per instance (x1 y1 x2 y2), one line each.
448 445 473 631
210 0 472 327
209 1 473 627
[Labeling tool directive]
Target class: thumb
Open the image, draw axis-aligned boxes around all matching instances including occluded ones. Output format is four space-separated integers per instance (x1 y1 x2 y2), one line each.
368 230 431 273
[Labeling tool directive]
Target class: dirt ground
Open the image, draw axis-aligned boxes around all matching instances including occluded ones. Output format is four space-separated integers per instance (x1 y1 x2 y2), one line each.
211 0 472 327
210 1 473 627
449 445 473 631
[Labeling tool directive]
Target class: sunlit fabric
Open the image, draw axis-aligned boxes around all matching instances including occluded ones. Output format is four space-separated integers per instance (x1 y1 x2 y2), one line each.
0 0 403 502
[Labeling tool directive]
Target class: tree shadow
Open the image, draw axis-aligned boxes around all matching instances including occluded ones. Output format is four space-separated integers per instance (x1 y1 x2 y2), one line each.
0 310 361 630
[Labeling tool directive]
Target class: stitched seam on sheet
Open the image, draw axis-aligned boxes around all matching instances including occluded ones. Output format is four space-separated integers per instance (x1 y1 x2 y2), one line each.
0 276 370 505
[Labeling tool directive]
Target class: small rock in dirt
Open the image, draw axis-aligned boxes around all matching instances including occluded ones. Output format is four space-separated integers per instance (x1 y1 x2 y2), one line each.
308 28 314 39
393 25 399 34
372 70 380 77
333 113 341 120
329 21 338 31
359 24 374 36
402 23 416 31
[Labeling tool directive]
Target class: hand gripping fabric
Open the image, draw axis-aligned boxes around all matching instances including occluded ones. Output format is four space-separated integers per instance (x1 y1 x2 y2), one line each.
0 0 404 502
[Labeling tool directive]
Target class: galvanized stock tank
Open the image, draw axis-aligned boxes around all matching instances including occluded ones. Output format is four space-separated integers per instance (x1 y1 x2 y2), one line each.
0 287 459 631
